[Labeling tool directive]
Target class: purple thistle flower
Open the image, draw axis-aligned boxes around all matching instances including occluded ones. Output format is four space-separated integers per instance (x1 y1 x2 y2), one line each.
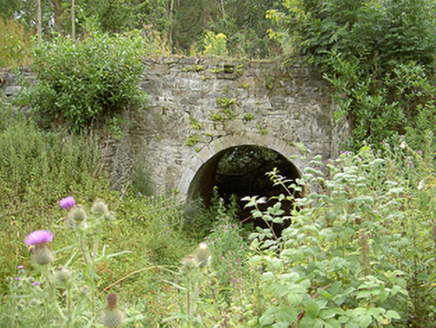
32 282 40 286
15 277 21 281
59 196 75 211
18 265 24 270
25 230 54 246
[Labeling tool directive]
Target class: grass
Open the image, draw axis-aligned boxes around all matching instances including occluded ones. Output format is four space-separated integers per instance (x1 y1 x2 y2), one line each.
1 96 436 326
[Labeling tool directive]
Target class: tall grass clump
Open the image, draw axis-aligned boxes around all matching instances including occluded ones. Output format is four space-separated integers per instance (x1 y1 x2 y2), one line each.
0 99 110 292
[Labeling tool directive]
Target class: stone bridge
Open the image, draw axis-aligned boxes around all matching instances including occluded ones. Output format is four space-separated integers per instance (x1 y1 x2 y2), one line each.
0 57 347 205
109 57 346 204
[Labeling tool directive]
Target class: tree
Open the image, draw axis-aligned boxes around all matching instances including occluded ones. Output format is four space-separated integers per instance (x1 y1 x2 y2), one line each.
269 0 436 149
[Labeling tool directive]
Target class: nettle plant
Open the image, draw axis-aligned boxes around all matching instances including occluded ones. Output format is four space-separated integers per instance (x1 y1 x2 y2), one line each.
243 134 435 327
1 197 131 327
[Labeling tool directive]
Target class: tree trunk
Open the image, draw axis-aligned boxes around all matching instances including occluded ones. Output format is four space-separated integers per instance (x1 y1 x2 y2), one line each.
36 0 42 41
71 0 75 40
52 0 62 32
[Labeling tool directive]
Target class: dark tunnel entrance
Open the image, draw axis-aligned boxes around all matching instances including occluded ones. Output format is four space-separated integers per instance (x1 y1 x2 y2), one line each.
187 145 302 234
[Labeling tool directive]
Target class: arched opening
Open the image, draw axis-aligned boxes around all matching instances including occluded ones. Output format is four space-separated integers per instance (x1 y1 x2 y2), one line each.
187 145 302 234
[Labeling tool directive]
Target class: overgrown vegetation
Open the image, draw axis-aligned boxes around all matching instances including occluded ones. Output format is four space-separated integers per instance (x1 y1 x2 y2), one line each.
1 0 436 327
0 18 33 67
1 107 435 325
268 0 436 151
23 29 150 133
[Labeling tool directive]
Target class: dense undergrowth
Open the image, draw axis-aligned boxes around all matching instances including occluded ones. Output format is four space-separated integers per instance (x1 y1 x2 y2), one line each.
1 97 435 326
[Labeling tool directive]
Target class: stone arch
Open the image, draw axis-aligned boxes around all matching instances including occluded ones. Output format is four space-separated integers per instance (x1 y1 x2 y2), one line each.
177 134 305 203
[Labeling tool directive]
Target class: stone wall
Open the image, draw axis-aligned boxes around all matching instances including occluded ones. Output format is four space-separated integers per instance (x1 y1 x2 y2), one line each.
116 57 347 199
0 58 349 200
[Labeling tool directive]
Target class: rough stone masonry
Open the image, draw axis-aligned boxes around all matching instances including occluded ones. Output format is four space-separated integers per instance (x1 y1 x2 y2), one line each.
0 57 348 201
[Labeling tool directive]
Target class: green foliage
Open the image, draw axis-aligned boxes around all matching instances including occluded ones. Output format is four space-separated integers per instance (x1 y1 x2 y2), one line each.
203 31 228 57
185 134 201 146
0 102 105 210
245 140 436 326
216 96 235 107
189 115 202 130
0 18 33 67
130 157 154 196
0 101 111 295
25 29 150 133
206 0 285 58
243 112 256 121
256 123 268 135
78 0 168 34
269 0 436 151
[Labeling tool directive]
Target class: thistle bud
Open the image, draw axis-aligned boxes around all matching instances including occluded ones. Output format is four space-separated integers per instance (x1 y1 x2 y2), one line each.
91 199 108 214
104 211 116 222
193 242 212 269
55 266 72 286
101 293 125 327
31 243 55 265
69 205 87 222
80 285 89 296
181 255 198 276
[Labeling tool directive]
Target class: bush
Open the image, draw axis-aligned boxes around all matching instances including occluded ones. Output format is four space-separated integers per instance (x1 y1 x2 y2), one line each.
26 29 151 133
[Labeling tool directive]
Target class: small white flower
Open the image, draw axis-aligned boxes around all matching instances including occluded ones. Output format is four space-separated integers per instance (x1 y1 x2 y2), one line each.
418 180 424 191
400 141 406 149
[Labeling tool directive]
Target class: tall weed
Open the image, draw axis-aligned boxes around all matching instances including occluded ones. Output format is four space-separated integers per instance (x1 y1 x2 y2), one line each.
0 18 33 68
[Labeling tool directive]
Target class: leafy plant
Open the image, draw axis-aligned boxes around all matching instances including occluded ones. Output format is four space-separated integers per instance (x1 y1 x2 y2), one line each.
25 29 150 133
243 112 256 121
189 115 202 130
256 123 268 135
216 97 235 108
202 31 228 57
186 134 201 146
244 138 436 326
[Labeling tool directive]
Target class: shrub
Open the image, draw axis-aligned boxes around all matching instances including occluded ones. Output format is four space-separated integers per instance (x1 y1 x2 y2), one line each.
26 29 151 133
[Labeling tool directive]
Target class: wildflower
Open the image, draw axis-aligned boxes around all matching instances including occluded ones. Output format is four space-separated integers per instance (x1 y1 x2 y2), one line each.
15 277 21 281
25 230 55 265
417 150 423 155
91 199 108 214
60 197 76 211
32 282 40 286
101 293 125 327
400 141 406 149
25 230 54 245
193 242 212 269
418 180 424 191
18 265 24 270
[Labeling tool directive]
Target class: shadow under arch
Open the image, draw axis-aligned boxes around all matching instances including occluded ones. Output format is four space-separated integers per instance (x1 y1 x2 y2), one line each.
182 135 303 233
